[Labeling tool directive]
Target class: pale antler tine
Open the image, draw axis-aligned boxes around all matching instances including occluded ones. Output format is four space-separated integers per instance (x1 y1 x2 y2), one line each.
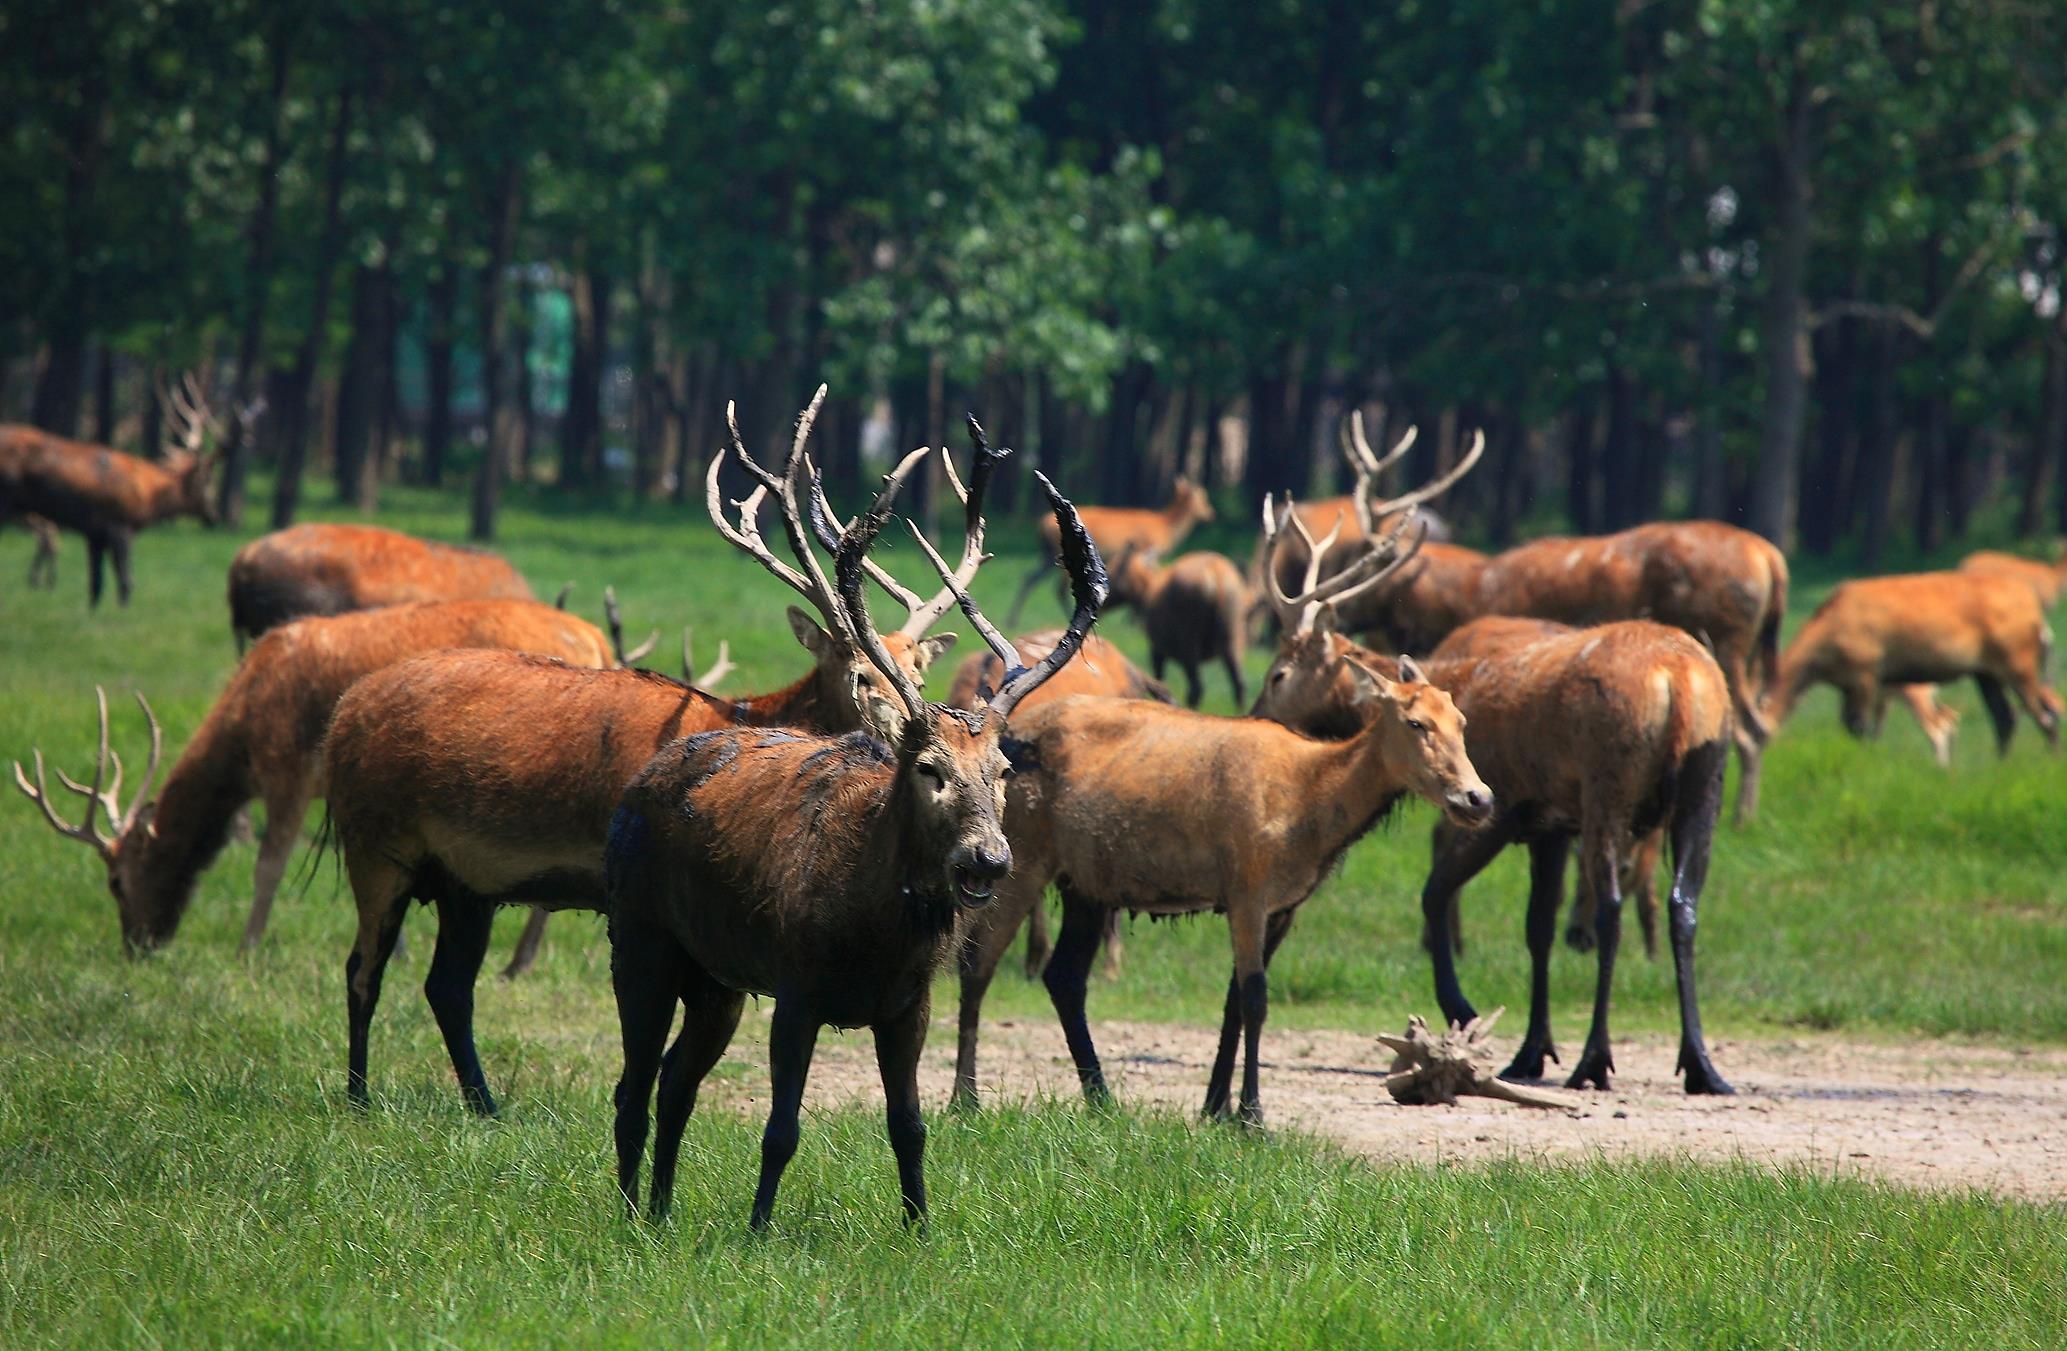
87 686 111 822
908 521 1019 671
895 416 1005 638
724 400 782 492
1368 428 1486 519
1468 1074 1575 1110
805 456 930 613
701 640 736 689
624 631 659 665
128 692 162 825
831 470 933 728
706 450 813 597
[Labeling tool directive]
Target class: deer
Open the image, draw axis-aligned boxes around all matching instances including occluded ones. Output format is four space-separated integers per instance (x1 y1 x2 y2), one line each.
607 427 1105 1231
1106 545 1251 707
0 375 238 607
9 512 60 588
1252 521 1738 1097
1885 546 2066 762
226 522 535 649
1007 476 1214 624
948 630 1170 981
1773 570 2062 757
951 501 1494 1125
319 388 978 1116
11 600 615 957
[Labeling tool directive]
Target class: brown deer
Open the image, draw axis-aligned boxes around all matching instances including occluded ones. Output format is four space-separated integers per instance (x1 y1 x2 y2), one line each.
1253 588 1736 1094
0 377 232 606
1107 545 1251 707
1007 476 1214 624
952 509 1492 1124
320 390 977 1115
1886 546 2065 761
948 630 1170 980
11 600 614 956
1774 570 2061 756
227 522 535 648
608 437 1104 1231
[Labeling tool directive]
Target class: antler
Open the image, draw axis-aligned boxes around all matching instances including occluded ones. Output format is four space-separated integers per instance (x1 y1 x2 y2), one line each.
908 467 1108 720
1339 411 1417 483
12 688 162 861
682 629 736 689
1378 1010 1577 1111
1351 423 1486 535
1262 493 1427 636
602 586 659 666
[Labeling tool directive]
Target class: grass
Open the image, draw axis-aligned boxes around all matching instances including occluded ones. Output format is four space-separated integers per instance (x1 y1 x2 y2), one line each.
3 482 2065 1346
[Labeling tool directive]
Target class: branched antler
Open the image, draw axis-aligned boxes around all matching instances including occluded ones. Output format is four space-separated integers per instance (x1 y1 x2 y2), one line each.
1378 1010 1576 1109
12 688 162 861
1261 493 1426 636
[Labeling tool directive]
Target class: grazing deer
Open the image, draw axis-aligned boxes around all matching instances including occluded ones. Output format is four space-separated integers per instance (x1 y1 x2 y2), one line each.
1107 545 1251 707
320 389 973 1115
1007 476 1214 624
11 600 614 956
609 428 1104 1230
1774 570 2061 756
0 377 237 606
952 505 1493 1124
948 630 1170 981
1886 547 2066 762
227 522 534 648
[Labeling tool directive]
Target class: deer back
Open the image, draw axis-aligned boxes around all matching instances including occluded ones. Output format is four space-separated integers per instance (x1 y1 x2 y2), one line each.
0 425 199 532
228 523 534 636
946 632 1164 711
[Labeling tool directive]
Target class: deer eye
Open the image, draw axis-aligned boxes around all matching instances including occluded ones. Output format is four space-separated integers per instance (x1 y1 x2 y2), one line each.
916 763 945 789
1406 719 1427 733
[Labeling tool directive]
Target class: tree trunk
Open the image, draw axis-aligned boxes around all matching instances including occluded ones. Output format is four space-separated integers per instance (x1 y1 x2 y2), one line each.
334 258 389 504
2026 319 2065 539
92 346 115 445
1565 398 1599 534
31 45 109 439
1750 79 1814 549
1600 362 1637 529
1859 324 1901 567
423 265 457 487
1801 318 1852 555
469 162 521 541
512 269 536 482
1691 286 1727 520
271 86 355 529
219 18 294 524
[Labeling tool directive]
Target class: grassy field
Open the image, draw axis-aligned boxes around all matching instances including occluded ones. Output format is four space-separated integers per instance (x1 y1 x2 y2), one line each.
3 483 2064 1346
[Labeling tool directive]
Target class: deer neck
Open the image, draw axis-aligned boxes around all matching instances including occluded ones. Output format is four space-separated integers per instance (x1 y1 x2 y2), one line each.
725 669 830 729
1288 727 1411 853
123 717 253 942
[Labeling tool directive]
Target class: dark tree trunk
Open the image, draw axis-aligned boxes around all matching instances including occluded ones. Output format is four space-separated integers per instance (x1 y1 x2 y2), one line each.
271 86 355 530
423 264 457 487
470 162 521 541
563 256 610 488
139 364 163 459
2027 320 2065 539
219 18 294 524
92 346 115 445
1564 398 1599 534
1750 78 1814 549
334 258 390 505
1859 324 1901 568
1801 318 1852 555
1692 287 1727 520
31 46 109 439
512 270 536 482
1599 363 1637 529
365 261 400 510
1242 346 1313 501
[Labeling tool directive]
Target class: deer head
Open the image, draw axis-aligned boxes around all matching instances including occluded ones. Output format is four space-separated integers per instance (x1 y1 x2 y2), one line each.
13 688 169 952
1170 476 1215 527
158 371 261 527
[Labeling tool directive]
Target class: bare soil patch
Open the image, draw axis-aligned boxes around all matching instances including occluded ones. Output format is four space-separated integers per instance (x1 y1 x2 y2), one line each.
715 1011 2067 1203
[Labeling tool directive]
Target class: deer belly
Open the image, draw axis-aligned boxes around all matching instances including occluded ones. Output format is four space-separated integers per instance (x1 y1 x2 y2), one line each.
420 820 605 907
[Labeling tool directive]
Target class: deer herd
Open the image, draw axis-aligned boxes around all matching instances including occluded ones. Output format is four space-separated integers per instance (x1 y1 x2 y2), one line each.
7 379 2064 1231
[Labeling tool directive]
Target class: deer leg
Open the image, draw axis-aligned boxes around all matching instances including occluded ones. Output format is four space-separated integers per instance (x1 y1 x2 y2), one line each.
1667 740 1734 1095
874 993 933 1228
1041 885 1111 1104
1503 833 1571 1082
954 874 1043 1110
1567 824 1622 1092
648 966 744 1221
1231 904 1295 1127
1422 819 1512 1029
1205 908 1294 1120
1181 661 1204 709
610 918 681 1219
1973 674 2018 755
1224 648 1247 708
1099 908 1125 979
240 793 307 951
424 895 500 1115
500 908 550 979
109 530 134 606
1999 669 2062 751
1020 901 1052 979
749 995 822 1231
1730 720 1762 825
86 537 106 608
343 864 412 1109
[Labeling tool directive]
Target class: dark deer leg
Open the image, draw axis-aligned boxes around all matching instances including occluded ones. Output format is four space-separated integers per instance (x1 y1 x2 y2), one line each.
86 537 107 608
1224 648 1246 709
1668 741 1734 1095
1567 822 1622 1091
649 966 744 1219
501 908 550 979
343 871 411 1108
749 995 821 1231
1020 902 1051 979
241 789 309 951
109 529 134 605
1422 819 1512 1028
1503 833 1571 1081
1182 661 1204 708
1973 673 2018 755
1204 909 1294 1120
874 994 933 1228
1041 885 1111 1104
424 896 499 1115
610 920 681 1218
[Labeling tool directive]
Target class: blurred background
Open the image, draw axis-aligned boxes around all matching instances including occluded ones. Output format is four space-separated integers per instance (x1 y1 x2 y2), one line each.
4 0 2064 556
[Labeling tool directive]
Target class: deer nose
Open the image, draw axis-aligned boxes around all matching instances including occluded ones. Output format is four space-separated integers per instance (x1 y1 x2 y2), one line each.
1447 786 1494 826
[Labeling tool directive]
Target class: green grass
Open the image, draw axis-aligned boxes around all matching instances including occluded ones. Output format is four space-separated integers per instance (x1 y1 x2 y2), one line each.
3 484 2065 1346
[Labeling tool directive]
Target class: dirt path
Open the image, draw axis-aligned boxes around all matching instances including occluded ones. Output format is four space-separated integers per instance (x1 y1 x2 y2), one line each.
725 1011 2067 1203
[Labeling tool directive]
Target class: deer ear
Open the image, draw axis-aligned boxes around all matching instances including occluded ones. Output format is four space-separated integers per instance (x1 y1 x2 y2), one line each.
914 632 958 671
1396 653 1428 685
1342 657 1399 707
789 606 834 660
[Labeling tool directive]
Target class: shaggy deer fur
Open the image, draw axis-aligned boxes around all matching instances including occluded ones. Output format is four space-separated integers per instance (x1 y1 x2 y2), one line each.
1007 476 1213 624
321 390 970 1114
12 600 612 954
226 522 534 646
607 417 1104 1230
1774 570 2061 756
1108 546 1251 707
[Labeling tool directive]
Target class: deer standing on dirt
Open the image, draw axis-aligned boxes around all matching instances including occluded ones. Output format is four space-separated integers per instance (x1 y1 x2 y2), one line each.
320 390 972 1115
1106 545 1251 707
0 376 238 607
609 428 1104 1231
953 493 1493 1124
1774 570 2061 757
12 600 614 956
227 522 535 648
1007 476 1214 624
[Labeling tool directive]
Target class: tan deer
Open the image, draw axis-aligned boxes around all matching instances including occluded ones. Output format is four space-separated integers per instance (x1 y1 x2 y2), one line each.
12 600 614 955
227 522 535 648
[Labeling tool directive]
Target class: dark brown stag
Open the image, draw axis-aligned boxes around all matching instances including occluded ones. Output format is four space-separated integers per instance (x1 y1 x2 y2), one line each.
1107 546 1252 707
608 426 1104 1230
